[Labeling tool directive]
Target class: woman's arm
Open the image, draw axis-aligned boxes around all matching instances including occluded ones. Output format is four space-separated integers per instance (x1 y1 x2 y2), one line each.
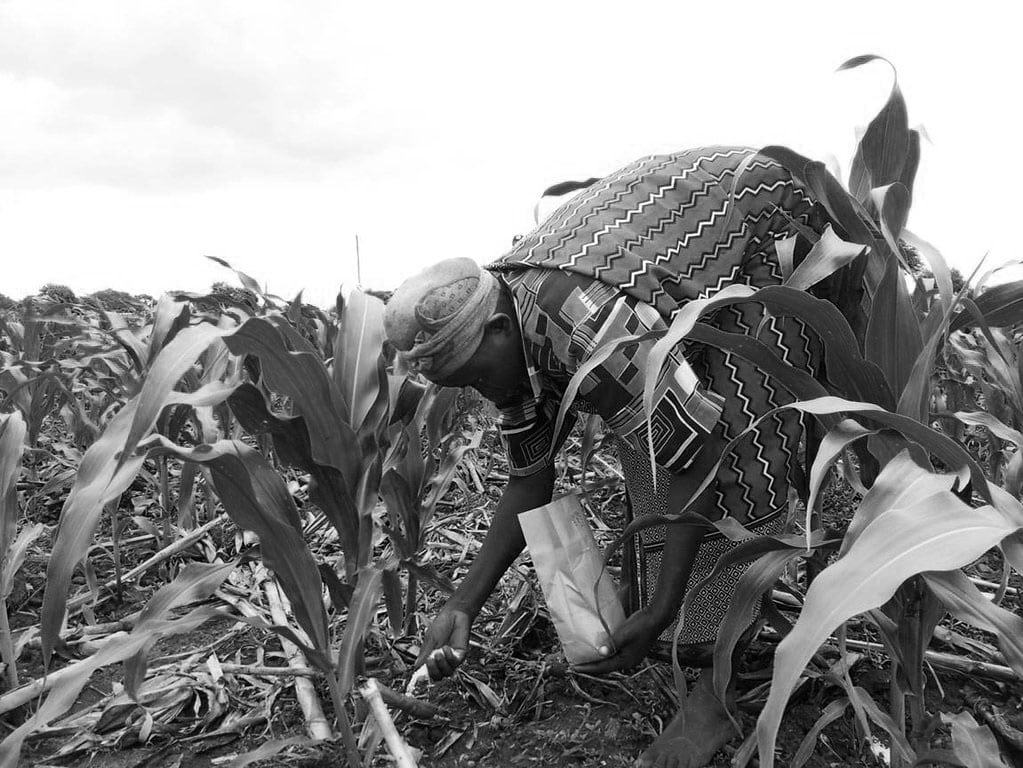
576 435 721 674
418 465 555 678
448 465 555 615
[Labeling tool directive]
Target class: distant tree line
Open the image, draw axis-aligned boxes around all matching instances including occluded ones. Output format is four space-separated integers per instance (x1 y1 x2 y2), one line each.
0 285 158 317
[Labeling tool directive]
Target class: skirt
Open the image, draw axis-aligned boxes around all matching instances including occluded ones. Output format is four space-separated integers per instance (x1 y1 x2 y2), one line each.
618 435 787 649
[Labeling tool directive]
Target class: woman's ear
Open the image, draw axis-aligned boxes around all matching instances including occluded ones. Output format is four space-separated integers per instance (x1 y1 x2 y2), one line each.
485 312 514 337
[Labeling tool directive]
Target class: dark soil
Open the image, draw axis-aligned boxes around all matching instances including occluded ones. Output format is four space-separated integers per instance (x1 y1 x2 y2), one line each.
8 428 1023 768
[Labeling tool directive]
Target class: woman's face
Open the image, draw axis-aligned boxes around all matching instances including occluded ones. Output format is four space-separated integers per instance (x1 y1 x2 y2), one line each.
469 371 529 406
430 318 529 406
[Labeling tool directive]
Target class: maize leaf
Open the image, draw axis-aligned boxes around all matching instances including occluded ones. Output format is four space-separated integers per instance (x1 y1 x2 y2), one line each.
839 449 962 558
124 559 239 698
336 565 383 697
804 419 879 538
0 412 26 556
40 400 144 663
334 289 386 434
225 316 356 477
784 225 866 293
141 437 330 654
865 251 921 400
0 604 222 768
923 569 1023 678
709 547 805 717
951 280 1023 331
117 323 229 476
756 460 1023 767
40 323 227 662
840 55 911 197
943 711 1009 768
145 295 191 367
227 382 360 564
206 255 266 303
791 698 851 768
381 567 404 635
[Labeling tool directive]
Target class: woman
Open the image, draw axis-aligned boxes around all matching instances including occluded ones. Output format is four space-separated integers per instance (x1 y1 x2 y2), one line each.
385 146 838 767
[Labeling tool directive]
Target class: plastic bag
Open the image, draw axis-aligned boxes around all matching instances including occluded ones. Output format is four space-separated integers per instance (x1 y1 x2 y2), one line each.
519 494 625 664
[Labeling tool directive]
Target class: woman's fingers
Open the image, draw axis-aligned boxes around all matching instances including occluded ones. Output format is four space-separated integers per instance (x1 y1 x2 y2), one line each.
575 654 630 675
426 646 467 680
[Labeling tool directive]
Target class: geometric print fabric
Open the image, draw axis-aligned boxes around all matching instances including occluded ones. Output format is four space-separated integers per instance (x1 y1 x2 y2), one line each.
487 146 828 526
494 268 725 478
617 437 787 647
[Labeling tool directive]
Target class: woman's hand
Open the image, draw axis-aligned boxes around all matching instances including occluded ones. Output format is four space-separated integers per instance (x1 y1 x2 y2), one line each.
415 604 473 680
573 607 669 675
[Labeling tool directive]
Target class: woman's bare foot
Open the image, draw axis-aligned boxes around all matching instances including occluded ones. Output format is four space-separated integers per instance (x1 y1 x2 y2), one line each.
635 670 736 768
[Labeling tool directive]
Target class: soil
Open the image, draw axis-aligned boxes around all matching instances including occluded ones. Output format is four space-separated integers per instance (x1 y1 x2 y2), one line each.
19 551 1019 768
16 627 867 767
18 629 967 768
8 428 1023 768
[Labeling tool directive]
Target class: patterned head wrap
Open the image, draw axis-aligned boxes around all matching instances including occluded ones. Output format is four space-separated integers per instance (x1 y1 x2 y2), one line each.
383 258 500 380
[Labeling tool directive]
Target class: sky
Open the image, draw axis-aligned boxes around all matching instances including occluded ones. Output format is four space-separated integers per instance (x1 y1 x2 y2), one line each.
2 1 1020 309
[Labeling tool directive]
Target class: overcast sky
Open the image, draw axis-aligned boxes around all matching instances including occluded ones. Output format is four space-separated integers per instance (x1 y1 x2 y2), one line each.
2 1 1020 308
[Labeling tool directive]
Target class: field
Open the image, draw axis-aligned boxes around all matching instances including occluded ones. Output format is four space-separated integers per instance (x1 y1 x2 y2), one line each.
3 56 1023 768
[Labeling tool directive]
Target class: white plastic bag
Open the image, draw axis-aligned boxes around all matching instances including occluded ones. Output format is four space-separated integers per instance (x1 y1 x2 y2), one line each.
519 495 625 664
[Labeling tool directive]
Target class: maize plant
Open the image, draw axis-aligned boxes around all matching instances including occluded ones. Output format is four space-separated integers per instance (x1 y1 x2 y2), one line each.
560 55 1023 766
0 411 45 692
0 274 471 768
0 306 78 453
940 326 1023 498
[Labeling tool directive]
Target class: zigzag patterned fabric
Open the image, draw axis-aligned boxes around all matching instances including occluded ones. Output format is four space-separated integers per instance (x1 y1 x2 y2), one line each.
491 146 818 316
487 146 833 646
